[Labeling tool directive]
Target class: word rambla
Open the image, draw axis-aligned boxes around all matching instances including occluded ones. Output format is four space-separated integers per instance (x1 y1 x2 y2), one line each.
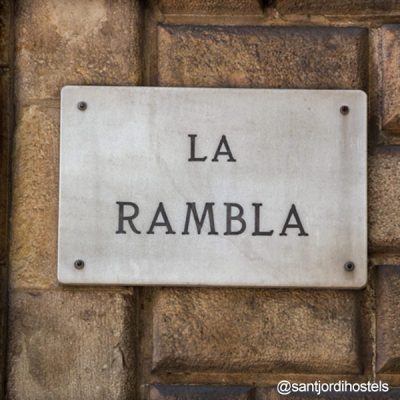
116 202 309 236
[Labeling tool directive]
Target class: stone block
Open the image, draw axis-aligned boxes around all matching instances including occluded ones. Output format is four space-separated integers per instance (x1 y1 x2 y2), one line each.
158 26 367 89
0 264 7 396
7 289 136 400
10 105 59 288
0 0 11 65
148 385 255 400
0 68 10 263
15 0 142 102
376 266 400 373
380 25 400 134
368 151 400 252
152 288 361 374
276 0 400 16
158 0 262 15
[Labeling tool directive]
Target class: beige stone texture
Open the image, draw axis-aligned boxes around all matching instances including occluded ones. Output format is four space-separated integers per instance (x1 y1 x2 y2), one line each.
376 266 400 373
158 0 262 15
0 69 10 396
158 26 367 89
276 0 400 15
10 105 59 289
370 253 400 266
0 3 11 395
0 68 10 263
368 151 400 252
380 25 400 134
152 288 361 374
7 289 136 400
15 0 142 103
148 385 255 400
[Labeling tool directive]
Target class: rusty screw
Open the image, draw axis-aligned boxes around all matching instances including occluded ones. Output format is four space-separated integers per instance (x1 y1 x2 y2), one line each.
77 101 87 111
74 259 85 270
340 105 350 115
344 261 355 272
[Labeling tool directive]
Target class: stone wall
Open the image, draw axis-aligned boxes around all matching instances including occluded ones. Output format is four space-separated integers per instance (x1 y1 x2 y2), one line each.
2 0 400 399
0 0 11 396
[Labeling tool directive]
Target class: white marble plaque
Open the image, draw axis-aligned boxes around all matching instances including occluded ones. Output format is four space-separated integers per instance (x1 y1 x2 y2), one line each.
58 86 367 287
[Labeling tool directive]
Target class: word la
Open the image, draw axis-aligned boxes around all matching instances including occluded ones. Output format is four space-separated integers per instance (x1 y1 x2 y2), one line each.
188 134 236 162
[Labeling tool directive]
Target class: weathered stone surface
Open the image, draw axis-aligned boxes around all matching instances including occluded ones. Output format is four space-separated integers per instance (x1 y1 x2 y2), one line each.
376 266 400 373
0 4 11 395
148 385 255 400
276 0 400 15
10 105 59 288
0 69 10 397
0 68 10 263
381 25 400 134
0 264 7 398
15 0 142 102
158 0 262 15
158 26 367 89
370 253 400 266
7 289 136 400
368 151 400 252
0 0 11 65
152 288 361 374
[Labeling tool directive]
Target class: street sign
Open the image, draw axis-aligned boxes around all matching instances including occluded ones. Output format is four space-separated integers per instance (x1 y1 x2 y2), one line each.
58 86 367 287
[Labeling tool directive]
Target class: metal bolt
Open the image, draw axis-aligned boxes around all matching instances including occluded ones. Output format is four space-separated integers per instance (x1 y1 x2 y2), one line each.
77 101 87 111
340 105 350 115
74 259 85 270
344 261 355 272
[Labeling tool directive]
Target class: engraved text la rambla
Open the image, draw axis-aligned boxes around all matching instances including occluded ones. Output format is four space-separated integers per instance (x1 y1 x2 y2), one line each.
115 135 309 237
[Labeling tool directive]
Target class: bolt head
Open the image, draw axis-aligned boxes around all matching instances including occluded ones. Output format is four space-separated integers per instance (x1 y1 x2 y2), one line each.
77 101 87 111
74 259 85 270
340 105 350 115
344 261 355 272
